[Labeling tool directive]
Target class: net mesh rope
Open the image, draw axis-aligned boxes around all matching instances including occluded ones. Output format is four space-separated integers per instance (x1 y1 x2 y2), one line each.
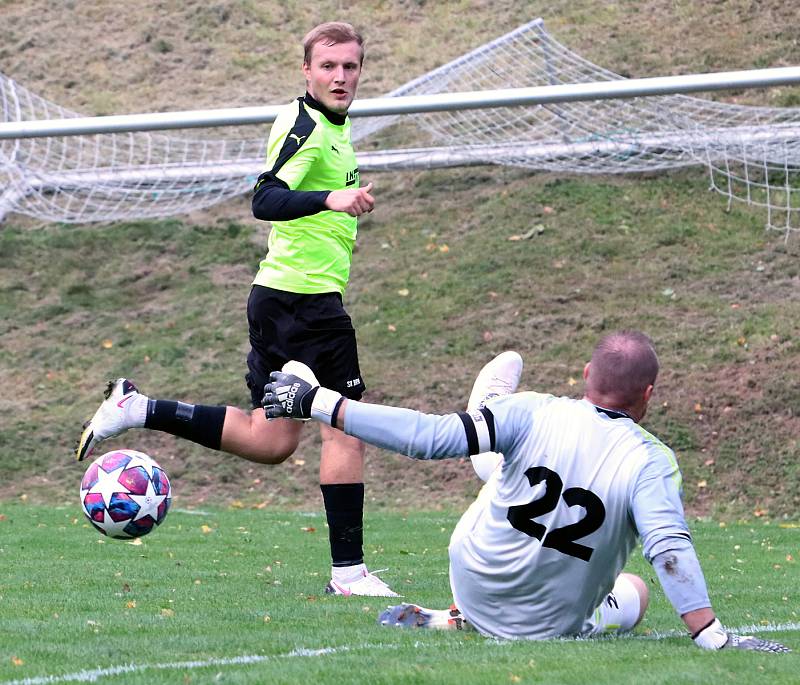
2 18 799 233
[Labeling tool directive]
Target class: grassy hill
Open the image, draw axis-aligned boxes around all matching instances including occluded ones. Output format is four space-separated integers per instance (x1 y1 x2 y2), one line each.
1 0 799 517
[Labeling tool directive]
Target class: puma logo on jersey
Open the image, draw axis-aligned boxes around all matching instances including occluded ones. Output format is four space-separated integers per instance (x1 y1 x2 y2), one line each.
289 133 306 146
331 144 340 154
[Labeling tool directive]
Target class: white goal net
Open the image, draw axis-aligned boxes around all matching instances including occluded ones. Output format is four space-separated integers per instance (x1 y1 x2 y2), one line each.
2 18 800 234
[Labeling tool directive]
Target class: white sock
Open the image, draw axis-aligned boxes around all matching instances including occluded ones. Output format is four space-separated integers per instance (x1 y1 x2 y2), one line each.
332 563 366 584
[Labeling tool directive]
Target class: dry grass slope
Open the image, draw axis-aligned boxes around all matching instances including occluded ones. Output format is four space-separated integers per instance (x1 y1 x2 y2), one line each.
1 1 799 517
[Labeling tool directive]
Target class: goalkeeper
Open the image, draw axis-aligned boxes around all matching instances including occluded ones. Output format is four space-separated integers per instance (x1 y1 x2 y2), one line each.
263 330 790 651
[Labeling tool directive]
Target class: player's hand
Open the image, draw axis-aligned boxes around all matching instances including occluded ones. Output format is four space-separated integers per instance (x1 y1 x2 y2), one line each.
263 370 318 420
325 182 374 216
693 618 790 652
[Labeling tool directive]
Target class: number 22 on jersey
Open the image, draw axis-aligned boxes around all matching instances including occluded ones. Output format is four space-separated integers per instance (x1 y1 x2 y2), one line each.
506 466 606 561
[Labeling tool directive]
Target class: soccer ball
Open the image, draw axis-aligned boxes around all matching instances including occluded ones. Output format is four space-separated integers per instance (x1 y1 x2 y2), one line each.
80 449 172 539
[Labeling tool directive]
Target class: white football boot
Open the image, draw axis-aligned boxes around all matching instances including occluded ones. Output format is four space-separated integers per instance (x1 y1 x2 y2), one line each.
467 351 523 481
325 565 399 597
76 378 147 461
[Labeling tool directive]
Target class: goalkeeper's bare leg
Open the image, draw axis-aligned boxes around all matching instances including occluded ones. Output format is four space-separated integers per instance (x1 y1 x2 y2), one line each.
588 573 649 635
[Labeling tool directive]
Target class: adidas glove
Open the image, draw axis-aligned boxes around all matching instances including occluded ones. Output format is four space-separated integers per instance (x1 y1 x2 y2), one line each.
693 618 791 653
262 362 344 425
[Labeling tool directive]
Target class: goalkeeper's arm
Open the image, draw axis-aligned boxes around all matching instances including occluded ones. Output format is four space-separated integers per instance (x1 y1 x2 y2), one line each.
262 367 496 459
652 541 790 652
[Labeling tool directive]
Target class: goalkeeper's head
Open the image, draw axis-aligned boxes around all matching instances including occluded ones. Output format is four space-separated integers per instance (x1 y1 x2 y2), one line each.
583 330 659 422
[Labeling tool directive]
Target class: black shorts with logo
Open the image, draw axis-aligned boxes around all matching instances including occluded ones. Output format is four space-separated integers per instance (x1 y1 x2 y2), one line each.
245 285 366 408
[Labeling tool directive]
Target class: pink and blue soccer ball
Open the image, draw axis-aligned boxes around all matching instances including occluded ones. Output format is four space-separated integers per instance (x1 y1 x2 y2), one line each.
80 449 172 539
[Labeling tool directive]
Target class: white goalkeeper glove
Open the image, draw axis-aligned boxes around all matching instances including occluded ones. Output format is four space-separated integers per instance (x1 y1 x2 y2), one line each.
262 361 344 425
693 618 791 653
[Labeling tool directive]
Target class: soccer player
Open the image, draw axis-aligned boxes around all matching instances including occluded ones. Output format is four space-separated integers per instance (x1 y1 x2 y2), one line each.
75 22 396 597
262 331 790 651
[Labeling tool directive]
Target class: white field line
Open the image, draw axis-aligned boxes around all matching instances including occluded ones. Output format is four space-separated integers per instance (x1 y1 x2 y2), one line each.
0 645 376 685
3 623 798 685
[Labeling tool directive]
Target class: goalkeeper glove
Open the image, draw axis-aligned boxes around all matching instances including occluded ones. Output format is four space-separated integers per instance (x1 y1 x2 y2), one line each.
692 618 790 653
262 361 344 425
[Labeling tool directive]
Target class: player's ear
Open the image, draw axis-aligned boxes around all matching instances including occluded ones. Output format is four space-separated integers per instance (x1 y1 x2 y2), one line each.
583 362 591 381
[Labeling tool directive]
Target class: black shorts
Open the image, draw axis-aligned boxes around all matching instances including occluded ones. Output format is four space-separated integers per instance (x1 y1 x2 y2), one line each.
245 285 366 408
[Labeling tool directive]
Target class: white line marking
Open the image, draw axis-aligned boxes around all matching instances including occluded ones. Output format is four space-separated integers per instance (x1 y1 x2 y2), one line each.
3 623 796 684
0 646 362 685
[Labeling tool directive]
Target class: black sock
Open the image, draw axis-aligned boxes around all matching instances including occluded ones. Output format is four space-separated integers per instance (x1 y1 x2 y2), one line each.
320 483 365 567
145 400 227 450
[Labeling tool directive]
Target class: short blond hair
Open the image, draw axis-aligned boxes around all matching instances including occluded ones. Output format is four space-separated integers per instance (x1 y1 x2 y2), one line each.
303 21 364 65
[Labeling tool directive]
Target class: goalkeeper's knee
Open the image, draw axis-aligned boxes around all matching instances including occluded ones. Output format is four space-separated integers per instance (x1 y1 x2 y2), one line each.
590 573 649 635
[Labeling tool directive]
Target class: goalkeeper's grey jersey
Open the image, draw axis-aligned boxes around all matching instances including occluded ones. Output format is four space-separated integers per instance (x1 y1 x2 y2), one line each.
343 390 690 640
448 392 689 639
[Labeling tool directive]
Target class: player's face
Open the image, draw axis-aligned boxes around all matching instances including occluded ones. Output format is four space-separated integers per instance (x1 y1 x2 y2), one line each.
303 40 362 114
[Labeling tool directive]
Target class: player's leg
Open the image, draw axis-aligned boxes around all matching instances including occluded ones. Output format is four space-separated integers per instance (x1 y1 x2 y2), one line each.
587 573 649 636
75 377 302 464
467 351 523 481
310 294 397 597
76 284 303 464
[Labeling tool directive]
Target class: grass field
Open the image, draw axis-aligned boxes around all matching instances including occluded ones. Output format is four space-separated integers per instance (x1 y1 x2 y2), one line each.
0 504 797 684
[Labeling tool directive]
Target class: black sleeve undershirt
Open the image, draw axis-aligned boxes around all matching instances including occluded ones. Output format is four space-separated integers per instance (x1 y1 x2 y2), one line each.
251 171 330 222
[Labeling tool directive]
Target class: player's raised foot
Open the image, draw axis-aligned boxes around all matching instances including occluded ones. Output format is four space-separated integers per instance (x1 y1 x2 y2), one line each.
325 566 399 597
76 378 146 462
467 350 523 411
378 603 467 630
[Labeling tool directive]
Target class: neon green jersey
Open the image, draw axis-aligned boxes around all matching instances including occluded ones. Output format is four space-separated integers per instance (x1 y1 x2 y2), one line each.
252 95 360 295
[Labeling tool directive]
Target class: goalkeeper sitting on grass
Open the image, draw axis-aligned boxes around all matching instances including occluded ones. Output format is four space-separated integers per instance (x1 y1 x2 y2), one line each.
263 330 790 651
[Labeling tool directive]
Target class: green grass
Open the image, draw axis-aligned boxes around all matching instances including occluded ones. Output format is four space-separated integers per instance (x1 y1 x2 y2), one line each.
0 504 797 684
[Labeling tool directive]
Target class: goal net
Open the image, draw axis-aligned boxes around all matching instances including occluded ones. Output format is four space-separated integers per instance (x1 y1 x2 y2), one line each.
2 18 799 234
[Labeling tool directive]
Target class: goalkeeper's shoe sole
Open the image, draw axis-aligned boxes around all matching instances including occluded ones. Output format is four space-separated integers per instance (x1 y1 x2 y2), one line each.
467 351 523 411
76 378 140 462
727 634 791 653
378 603 466 630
